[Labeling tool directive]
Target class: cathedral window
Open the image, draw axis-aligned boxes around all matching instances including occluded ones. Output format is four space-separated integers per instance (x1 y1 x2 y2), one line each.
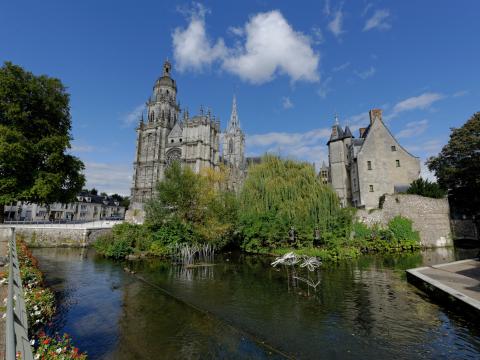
229 139 234 154
396 160 401 167
150 111 154 123
367 161 372 170
369 185 374 192
391 145 397 151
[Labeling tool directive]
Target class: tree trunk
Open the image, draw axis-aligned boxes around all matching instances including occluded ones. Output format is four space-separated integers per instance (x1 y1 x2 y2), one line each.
0 204 5 224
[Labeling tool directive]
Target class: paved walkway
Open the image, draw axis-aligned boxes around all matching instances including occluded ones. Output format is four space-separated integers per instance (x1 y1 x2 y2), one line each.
407 258 480 314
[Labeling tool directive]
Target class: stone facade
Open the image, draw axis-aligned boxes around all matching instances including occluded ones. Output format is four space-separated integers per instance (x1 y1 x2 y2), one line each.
130 61 245 209
356 194 452 248
222 96 246 192
3 192 125 222
328 109 421 209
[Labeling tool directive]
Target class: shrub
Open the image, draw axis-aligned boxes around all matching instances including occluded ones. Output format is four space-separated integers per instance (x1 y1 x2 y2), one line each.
407 178 446 198
387 216 420 244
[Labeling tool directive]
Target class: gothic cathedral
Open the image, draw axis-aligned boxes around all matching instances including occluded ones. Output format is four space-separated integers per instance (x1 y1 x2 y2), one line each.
130 60 245 210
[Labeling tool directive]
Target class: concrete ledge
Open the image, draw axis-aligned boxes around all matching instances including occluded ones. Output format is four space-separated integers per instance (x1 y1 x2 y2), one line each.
406 258 480 318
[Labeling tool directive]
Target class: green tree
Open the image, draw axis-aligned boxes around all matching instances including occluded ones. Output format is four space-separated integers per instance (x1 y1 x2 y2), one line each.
238 155 351 251
407 178 446 198
145 162 237 248
0 62 85 222
427 112 480 215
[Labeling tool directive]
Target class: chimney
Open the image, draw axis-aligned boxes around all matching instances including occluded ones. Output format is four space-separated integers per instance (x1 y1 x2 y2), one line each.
359 127 367 137
369 109 382 125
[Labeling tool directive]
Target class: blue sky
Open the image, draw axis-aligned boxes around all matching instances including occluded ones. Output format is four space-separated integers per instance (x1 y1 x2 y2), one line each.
1 0 479 195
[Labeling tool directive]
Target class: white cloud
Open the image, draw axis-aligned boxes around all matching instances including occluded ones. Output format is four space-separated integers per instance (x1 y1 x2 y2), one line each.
328 10 344 38
311 26 325 45
282 96 294 109
396 119 428 139
228 26 244 36
173 9 320 84
391 92 444 117
344 111 370 132
247 128 331 148
223 11 320 84
420 161 437 182
83 162 132 196
333 62 350 72
362 3 374 17
453 90 468 98
70 144 96 153
323 0 331 16
355 66 376 79
363 9 391 32
172 3 227 72
247 128 331 170
406 139 443 157
317 76 332 99
122 104 145 127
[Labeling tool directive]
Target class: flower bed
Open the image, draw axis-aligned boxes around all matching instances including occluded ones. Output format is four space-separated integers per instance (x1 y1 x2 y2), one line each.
16 240 87 359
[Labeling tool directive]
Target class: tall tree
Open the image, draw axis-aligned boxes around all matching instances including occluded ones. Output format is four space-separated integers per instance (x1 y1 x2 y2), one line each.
0 62 85 222
427 112 480 215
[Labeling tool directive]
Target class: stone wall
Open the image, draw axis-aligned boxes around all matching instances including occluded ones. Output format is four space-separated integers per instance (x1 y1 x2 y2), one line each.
0 226 111 247
357 194 452 248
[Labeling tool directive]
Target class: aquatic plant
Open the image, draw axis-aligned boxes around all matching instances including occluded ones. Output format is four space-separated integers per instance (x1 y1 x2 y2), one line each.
172 243 216 265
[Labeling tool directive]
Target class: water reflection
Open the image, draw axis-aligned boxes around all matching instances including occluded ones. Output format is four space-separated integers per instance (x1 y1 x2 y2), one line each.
32 247 480 360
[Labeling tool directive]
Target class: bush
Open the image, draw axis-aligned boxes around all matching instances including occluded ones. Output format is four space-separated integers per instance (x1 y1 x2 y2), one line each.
94 223 152 259
407 178 446 198
387 216 420 244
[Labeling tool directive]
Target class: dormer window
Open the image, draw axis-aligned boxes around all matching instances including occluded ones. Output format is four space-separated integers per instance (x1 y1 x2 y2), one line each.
86 197 91 202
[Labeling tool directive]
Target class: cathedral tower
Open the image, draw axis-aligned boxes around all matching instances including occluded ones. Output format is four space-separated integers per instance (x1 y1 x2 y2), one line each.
223 96 245 168
130 60 180 207
223 95 245 191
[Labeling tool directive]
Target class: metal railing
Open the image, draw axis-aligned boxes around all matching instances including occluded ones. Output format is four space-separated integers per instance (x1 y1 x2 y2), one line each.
6 227 33 360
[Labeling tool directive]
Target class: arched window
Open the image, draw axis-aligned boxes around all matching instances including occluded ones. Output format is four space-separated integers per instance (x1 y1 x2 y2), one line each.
229 139 234 154
150 111 154 123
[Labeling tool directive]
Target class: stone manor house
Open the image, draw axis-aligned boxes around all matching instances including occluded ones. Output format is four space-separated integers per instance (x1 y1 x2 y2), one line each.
130 61 245 209
327 109 421 209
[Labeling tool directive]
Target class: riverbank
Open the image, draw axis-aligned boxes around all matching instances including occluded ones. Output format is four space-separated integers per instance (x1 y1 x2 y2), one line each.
15 240 87 359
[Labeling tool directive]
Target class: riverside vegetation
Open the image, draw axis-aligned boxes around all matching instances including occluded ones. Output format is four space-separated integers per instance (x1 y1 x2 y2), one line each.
95 156 421 262
12 239 88 359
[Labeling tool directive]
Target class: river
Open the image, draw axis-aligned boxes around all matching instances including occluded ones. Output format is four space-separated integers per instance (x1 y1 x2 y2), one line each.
32 247 480 359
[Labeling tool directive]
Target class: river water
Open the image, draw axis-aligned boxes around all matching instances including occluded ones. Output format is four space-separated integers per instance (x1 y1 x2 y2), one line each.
32 247 480 359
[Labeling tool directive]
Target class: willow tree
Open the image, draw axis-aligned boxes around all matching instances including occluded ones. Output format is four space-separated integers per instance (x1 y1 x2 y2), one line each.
238 155 351 251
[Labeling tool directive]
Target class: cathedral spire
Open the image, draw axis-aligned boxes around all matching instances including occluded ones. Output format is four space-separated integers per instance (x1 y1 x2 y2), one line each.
227 95 240 132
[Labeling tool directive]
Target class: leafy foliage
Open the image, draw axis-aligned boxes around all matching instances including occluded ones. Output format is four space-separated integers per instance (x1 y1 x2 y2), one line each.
238 155 352 251
94 223 152 259
427 112 480 214
97 163 238 258
145 162 237 248
407 178 446 198
0 62 85 221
